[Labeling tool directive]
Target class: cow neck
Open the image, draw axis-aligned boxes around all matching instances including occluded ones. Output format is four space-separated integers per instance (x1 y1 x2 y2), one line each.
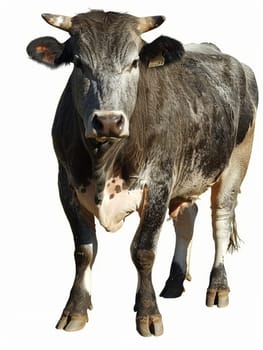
88 139 123 205
88 139 142 205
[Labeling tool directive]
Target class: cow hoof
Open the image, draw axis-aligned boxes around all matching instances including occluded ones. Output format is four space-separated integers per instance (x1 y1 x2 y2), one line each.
160 261 185 298
206 288 229 308
136 314 163 337
56 313 88 332
186 272 192 281
160 282 184 298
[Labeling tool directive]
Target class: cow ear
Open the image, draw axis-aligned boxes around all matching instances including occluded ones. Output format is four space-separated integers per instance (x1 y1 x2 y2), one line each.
26 36 69 68
139 35 185 68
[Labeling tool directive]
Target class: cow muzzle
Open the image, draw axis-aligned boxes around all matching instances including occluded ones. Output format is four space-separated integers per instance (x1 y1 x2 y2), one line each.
86 110 129 141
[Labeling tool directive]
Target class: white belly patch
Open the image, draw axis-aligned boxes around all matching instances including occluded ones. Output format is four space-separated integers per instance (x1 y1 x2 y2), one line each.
75 176 143 232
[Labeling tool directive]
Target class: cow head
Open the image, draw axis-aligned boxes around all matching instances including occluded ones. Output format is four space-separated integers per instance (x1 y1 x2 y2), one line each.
27 10 184 142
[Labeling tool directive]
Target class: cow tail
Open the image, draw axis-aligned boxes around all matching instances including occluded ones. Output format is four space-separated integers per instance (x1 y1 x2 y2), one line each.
227 213 242 252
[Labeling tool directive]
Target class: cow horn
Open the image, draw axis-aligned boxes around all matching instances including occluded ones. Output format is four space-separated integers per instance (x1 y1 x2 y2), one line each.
41 13 72 31
137 16 166 33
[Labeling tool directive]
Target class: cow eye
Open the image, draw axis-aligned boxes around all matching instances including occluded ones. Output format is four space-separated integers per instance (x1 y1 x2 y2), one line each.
131 59 139 69
74 54 82 68
123 58 139 73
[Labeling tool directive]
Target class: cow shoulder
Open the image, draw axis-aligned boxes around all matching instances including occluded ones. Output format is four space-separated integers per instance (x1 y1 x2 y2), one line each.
52 80 93 185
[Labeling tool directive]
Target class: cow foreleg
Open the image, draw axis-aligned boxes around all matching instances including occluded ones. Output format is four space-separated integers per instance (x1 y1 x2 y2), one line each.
55 165 97 331
56 244 95 331
160 203 198 298
131 183 170 337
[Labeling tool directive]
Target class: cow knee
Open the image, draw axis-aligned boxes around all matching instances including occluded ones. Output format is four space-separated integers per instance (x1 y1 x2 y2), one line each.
75 244 94 268
131 248 155 272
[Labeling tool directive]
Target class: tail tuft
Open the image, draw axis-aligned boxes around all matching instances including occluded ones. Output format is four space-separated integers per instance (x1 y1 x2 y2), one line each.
227 214 242 252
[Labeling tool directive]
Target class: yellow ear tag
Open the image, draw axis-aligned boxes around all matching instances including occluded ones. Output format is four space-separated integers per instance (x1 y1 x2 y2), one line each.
148 54 165 68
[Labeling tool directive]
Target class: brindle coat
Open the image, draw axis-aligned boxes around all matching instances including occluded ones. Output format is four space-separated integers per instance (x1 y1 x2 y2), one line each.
27 10 258 336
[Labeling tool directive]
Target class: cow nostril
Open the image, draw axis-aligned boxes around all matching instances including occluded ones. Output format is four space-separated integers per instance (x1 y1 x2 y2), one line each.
92 115 103 131
116 115 124 131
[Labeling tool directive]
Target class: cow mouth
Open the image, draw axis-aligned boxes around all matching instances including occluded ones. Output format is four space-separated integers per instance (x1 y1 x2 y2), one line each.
95 135 124 143
86 134 128 143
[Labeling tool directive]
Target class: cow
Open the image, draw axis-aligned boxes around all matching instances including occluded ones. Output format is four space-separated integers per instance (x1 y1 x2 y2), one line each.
27 10 258 337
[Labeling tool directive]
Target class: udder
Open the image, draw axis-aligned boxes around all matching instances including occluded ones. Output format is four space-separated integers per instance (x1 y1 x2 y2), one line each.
75 176 143 232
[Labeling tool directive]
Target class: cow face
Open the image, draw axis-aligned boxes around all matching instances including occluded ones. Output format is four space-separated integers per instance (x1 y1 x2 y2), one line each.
27 11 184 142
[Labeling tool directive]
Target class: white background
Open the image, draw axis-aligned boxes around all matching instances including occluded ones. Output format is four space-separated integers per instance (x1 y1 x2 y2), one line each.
0 0 262 349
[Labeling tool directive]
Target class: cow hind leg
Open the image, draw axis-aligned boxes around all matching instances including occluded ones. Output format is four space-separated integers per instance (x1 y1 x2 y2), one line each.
207 121 255 307
160 203 198 298
55 165 97 331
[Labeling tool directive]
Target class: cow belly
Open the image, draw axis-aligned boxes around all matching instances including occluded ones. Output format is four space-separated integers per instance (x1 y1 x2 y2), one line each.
76 183 143 232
